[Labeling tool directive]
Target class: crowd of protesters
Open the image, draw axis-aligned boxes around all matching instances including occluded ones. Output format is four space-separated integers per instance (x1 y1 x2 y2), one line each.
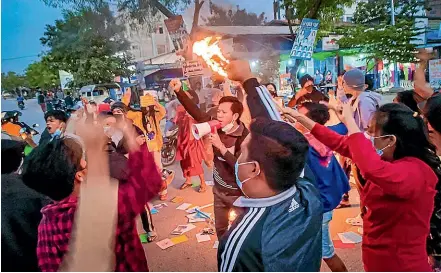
1 50 441 272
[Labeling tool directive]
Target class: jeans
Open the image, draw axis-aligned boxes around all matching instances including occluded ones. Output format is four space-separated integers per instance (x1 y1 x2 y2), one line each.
213 185 242 239
322 210 335 259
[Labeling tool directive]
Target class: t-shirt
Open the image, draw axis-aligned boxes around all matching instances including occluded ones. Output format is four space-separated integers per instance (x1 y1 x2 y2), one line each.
296 89 328 105
37 95 45 104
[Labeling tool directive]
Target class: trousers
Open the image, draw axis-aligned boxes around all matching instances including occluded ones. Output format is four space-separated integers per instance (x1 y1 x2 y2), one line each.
213 185 242 239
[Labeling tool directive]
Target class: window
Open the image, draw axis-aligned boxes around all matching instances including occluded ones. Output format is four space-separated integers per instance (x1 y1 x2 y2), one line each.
158 26 164 34
132 45 139 50
346 16 353 22
157 45 166 55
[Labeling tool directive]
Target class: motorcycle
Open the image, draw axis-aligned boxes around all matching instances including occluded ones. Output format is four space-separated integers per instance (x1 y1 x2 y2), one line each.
161 124 179 167
18 123 40 156
18 101 25 110
1 110 39 156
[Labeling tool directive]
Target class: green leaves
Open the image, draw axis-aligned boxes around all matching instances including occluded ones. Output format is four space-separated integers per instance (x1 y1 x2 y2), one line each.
40 4 132 87
204 3 266 26
1 72 27 93
25 57 60 89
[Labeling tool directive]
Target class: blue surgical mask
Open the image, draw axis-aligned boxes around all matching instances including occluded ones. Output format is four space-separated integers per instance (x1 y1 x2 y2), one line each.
234 160 260 193
51 129 63 139
364 132 393 156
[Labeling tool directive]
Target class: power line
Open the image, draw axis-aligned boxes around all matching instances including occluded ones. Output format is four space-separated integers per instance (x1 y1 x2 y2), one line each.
1 55 40 61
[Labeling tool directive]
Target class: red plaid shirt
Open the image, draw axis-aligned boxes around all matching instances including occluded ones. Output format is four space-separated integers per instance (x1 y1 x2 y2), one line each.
36 145 161 271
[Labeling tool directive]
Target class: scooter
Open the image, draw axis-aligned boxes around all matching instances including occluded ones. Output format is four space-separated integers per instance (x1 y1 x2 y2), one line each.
18 101 25 110
161 124 179 167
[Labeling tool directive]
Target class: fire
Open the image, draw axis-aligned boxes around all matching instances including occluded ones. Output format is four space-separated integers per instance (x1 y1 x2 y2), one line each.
228 209 237 222
193 37 230 77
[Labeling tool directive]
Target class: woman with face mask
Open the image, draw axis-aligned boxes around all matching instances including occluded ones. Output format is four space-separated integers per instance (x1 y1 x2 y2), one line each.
282 102 441 272
169 79 249 239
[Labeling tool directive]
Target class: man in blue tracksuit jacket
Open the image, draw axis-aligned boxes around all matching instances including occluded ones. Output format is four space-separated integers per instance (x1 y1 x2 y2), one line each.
217 61 322 272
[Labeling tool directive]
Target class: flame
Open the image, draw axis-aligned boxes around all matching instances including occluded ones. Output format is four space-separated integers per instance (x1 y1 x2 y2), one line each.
193 37 230 77
228 209 237 222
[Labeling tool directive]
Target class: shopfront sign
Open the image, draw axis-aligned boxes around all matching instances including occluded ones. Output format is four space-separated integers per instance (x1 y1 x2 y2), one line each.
290 18 320 60
429 59 441 89
322 35 343 51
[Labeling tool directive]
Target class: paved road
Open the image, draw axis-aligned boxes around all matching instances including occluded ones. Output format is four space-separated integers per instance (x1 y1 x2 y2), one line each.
3 95 398 272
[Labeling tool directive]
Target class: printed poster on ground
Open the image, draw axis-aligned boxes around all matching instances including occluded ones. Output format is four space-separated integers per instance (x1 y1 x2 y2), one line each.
429 59 441 89
290 18 320 60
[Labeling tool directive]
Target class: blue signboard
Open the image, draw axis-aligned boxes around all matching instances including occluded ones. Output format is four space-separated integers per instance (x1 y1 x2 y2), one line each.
290 18 320 60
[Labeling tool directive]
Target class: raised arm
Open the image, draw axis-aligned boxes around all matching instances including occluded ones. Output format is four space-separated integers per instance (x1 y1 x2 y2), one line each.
169 79 211 123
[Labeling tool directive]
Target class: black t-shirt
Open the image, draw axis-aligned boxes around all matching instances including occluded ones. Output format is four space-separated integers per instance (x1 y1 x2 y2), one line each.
296 89 329 105
37 95 45 104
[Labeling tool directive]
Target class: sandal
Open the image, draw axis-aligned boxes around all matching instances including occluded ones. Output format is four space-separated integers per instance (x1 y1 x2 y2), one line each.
199 185 207 193
147 231 158 242
346 215 363 226
180 183 192 190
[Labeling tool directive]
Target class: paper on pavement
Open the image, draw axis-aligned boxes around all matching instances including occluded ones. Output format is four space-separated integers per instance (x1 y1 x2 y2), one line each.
337 232 362 244
176 203 192 210
156 238 175 250
196 233 211 243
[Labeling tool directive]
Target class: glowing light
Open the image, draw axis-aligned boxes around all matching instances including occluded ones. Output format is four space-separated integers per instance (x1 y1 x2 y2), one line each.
300 67 306 73
288 59 293 66
228 209 237 222
251 61 258 67
192 37 230 77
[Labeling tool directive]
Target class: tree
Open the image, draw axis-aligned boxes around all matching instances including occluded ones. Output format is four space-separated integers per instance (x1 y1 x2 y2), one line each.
40 5 133 86
204 4 266 26
338 0 427 63
25 57 60 89
254 48 281 84
1 72 27 94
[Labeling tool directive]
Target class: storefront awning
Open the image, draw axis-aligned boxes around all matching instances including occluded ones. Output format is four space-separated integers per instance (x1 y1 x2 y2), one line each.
312 49 361 61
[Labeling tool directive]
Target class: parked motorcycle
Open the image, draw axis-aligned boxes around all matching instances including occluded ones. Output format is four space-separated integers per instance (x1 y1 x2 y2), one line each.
161 124 178 167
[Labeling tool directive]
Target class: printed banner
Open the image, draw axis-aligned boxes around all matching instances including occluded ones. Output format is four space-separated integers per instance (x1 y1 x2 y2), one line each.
429 59 441 89
59 70 74 90
164 15 189 51
290 18 320 60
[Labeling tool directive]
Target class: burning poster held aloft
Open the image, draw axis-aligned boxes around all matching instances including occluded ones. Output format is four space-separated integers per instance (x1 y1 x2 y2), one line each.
193 37 230 77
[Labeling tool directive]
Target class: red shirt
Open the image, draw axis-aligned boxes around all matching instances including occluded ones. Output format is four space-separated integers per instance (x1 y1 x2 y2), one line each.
311 124 436 272
36 145 161 271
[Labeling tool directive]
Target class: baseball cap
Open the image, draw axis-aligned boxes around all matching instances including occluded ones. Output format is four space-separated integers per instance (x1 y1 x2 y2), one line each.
300 74 314 88
111 102 129 113
343 69 365 90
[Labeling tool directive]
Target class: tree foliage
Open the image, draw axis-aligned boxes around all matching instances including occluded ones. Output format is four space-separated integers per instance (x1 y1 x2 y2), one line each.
25 57 61 89
339 0 427 63
40 5 133 87
1 72 27 93
204 4 266 26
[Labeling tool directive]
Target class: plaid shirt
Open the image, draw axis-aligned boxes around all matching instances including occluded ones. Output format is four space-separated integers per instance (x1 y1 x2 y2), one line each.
37 145 161 271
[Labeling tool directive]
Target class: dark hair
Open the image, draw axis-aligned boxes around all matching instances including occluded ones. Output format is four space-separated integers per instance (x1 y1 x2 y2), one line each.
247 118 309 192
67 92 71 96
22 138 84 201
365 75 374 91
45 110 67 123
299 102 330 125
300 74 314 88
375 103 441 179
89 101 97 106
338 70 346 77
1 140 25 174
97 111 114 123
265 83 277 97
219 96 244 119
395 90 419 113
425 94 441 133
141 105 158 132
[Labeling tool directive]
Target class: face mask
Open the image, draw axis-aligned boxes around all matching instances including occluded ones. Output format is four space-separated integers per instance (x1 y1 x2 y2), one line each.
51 129 63 139
234 161 260 194
364 132 393 156
222 120 235 133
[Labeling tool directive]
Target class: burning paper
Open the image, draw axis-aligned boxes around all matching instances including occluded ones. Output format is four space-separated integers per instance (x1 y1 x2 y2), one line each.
192 37 230 77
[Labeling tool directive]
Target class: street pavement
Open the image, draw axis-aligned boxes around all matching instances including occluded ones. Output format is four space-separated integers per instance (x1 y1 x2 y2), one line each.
2 94 396 272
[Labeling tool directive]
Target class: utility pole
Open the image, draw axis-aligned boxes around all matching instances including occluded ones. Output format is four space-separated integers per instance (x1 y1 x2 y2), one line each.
390 0 401 91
